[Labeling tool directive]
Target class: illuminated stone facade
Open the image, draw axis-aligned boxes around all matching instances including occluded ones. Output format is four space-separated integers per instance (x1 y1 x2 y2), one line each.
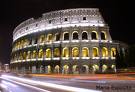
11 8 119 74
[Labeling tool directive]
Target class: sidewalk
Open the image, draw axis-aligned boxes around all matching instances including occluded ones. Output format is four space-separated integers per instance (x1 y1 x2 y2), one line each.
28 73 135 81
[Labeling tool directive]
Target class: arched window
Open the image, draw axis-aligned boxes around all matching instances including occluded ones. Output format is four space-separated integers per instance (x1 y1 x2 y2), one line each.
54 48 60 57
55 33 60 41
46 48 51 58
72 47 79 57
62 47 69 57
32 50 37 59
19 53 23 60
39 35 45 43
24 39 29 46
102 47 108 57
72 31 79 40
63 65 69 74
101 31 106 40
29 38 32 45
34 38 38 44
63 32 69 40
54 65 60 73
27 51 31 59
91 31 98 40
92 47 99 57
18 42 21 49
23 52 27 60
82 32 88 40
111 48 116 57
82 65 89 74
38 49 43 58
47 65 51 73
102 64 108 72
21 40 24 48
47 34 53 42
92 64 99 72
82 47 89 57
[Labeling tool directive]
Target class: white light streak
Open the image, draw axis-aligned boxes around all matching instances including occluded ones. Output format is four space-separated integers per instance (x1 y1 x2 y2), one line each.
0 76 50 92
1 75 102 92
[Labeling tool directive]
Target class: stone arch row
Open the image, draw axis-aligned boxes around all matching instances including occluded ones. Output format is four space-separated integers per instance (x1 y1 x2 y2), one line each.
12 47 116 61
32 64 116 74
13 31 107 51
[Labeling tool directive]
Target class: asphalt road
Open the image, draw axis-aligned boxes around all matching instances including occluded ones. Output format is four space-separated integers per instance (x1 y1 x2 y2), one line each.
0 73 135 92
31 76 135 92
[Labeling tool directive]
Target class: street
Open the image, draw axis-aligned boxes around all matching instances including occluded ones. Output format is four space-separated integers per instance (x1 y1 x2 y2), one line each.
0 73 135 92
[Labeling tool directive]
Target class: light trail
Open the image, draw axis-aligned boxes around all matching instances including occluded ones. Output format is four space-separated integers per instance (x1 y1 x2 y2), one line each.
0 76 51 92
1 75 102 92
2 80 18 87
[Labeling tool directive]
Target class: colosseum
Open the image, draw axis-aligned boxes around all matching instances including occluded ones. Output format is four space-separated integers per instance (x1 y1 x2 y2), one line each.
10 8 119 74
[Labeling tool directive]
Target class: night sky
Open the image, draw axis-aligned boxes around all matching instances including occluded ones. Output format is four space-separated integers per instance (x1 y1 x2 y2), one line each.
0 0 134 64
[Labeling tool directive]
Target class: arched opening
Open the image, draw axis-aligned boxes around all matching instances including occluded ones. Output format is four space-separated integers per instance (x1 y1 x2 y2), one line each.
82 47 89 57
39 35 45 43
46 48 51 58
72 65 79 74
54 48 60 57
62 47 69 57
82 31 88 40
55 33 60 41
63 32 69 40
47 34 53 42
34 37 38 44
102 64 108 72
38 49 43 58
92 47 99 57
72 47 79 57
21 40 24 48
54 65 60 73
23 52 27 60
14 54 17 61
47 65 51 74
111 48 116 57
19 53 23 60
32 50 37 59
92 64 99 72
63 65 69 74
101 31 107 40
82 65 89 74
72 31 79 40
91 31 98 40
102 47 108 57
111 65 116 72
18 42 21 49
27 51 31 59
24 39 29 46
29 38 32 45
